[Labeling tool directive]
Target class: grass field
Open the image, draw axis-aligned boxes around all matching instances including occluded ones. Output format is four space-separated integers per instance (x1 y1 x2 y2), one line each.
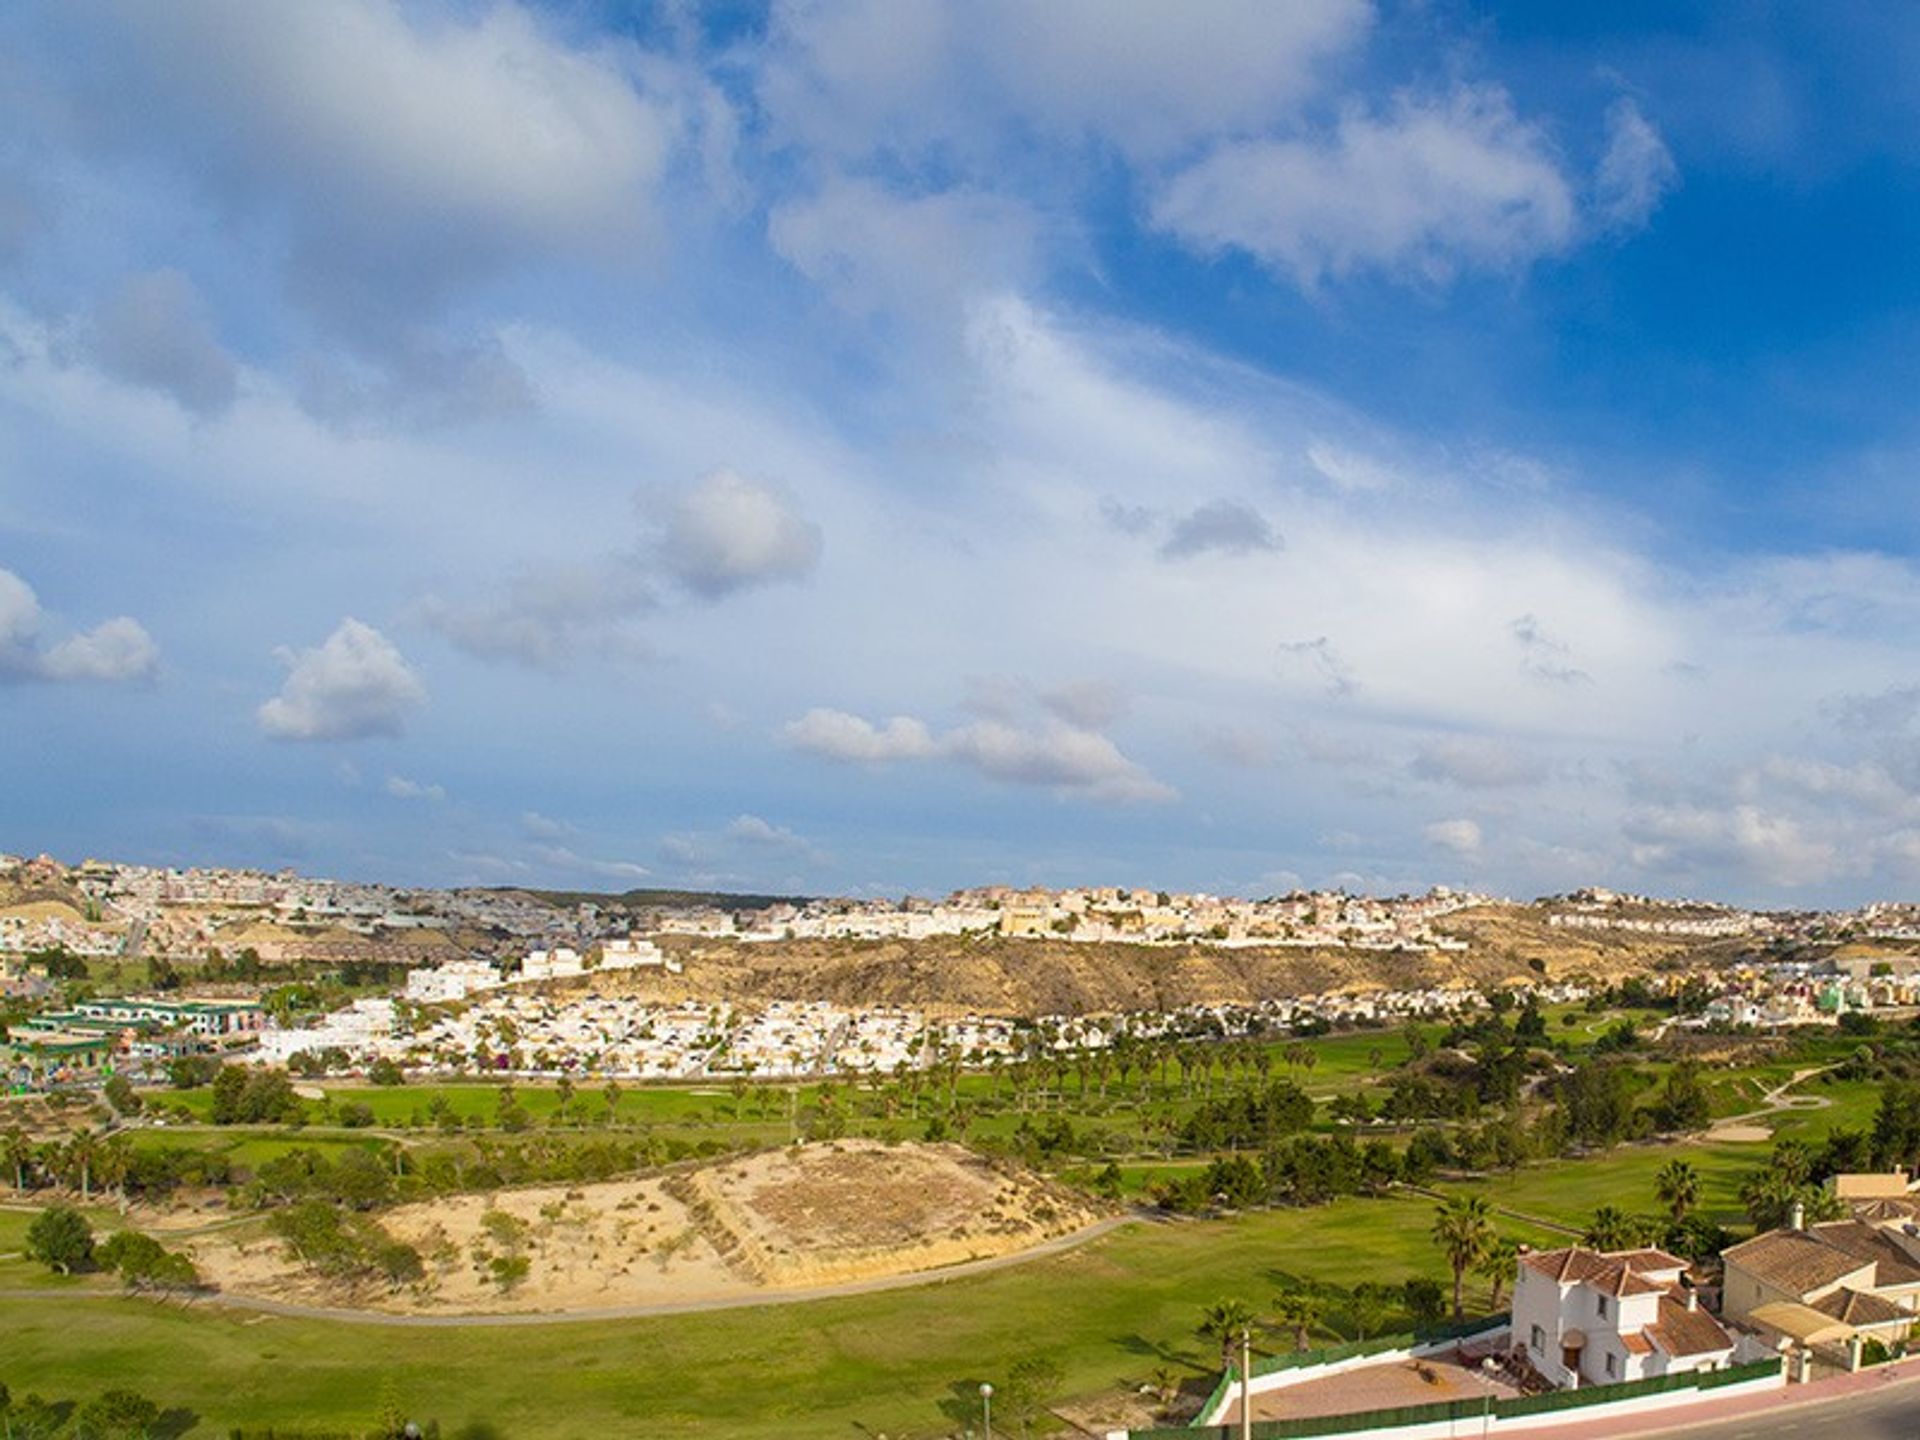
1 1015 1870 1434
0 1189 1557 1439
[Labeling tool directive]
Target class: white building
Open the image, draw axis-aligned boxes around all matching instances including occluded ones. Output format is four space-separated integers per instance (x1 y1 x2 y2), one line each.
255 997 397 1064
404 959 503 1003
598 938 681 973
1513 1246 1734 1388
520 947 585 981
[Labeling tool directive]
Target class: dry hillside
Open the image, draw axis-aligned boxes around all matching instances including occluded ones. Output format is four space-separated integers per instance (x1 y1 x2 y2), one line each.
575 903 1754 1016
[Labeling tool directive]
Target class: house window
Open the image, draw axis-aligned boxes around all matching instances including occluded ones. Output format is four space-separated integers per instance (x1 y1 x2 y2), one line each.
1605 1353 1618 1379
1597 1295 1609 1320
1530 1325 1545 1353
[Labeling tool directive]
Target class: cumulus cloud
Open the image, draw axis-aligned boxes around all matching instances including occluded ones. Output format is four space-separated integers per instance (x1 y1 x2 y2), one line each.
1424 817 1484 859
1160 499 1282 560
783 708 938 762
423 469 818 667
420 562 654 670
1624 802 1840 890
658 469 823 599
88 269 238 417
784 705 1174 803
0 568 159 684
1151 86 1578 286
385 774 445 801
72 0 681 327
257 618 426 741
1040 679 1128 730
1594 98 1678 231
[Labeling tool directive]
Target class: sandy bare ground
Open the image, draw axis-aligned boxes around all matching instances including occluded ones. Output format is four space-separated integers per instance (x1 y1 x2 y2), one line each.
186 1141 1105 1316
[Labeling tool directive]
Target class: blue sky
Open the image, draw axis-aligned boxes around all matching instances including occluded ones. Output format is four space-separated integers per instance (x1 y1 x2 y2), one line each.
4 0 1920 907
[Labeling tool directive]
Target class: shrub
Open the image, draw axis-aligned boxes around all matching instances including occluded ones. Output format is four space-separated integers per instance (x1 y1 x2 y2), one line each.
26 1204 95 1274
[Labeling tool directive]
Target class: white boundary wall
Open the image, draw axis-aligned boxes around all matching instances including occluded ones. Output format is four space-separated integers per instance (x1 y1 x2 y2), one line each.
1149 1354 1782 1440
1197 1330 1513 1427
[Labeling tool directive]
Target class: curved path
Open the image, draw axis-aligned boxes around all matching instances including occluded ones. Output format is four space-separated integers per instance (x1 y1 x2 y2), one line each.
1702 1064 1835 1140
0 1212 1140 1328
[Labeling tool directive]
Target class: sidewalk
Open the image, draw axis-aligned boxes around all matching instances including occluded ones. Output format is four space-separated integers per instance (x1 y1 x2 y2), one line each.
1548 1355 1920 1440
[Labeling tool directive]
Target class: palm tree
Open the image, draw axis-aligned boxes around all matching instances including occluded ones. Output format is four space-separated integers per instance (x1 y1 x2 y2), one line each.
3 1125 32 1192
1655 1159 1700 1224
1272 1288 1323 1352
1475 1236 1520 1310
1585 1204 1642 1251
64 1127 100 1203
1198 1298 1258 1372
1431 1196 1494 1321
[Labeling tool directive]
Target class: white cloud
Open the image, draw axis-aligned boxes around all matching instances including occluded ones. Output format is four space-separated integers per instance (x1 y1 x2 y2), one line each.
1152 86 1578 286
532 845 651 884
79 0 681 322
659 469 823 600
257 618 426 741
1411 736 1552 789
1160 499 1282 560
1624 802 1841 890
1306 442 1399 493
785 705 1174 803
1424 817 1484 859
1040 679 1128 731
759 0 1370 162
0 567 159 684
420 561 654 670
769 177 1043 325
89 269 238 418
385 774 445 802
1595 98 1678 231
783 708 938 762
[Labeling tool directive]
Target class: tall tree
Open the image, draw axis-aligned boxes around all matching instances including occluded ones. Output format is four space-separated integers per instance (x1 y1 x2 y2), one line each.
1272 1288 1323 1352
1431 1196 1495 1321
1655 1159 1700 1223
1198 1298 1258 1372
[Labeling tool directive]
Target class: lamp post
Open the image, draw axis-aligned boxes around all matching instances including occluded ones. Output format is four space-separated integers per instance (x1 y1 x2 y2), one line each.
1239 1329 1253 1440
980 1381 994 1440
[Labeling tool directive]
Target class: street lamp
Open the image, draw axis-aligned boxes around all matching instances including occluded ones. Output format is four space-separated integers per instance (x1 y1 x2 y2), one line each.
980 1381 994 1440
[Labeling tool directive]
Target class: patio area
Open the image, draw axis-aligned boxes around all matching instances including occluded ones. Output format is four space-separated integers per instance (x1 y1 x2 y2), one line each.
1216 1344 1525 1425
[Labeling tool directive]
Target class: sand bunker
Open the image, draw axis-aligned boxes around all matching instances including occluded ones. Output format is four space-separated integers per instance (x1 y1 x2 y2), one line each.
1705 1124 1772 1143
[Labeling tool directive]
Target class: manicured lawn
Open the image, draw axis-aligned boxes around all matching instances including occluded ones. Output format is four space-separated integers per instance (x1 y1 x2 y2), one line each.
1438 1138 1765 1229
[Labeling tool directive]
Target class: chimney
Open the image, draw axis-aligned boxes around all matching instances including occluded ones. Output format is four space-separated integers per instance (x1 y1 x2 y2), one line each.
1790 1200 1805 1232
1685 1289 1698 1312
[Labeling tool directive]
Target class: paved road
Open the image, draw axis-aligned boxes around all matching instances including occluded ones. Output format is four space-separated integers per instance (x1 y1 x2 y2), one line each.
1643 1380 1920 1440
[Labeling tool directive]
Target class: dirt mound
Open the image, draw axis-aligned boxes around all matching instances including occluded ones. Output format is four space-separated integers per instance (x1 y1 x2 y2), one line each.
188 1142 1103 1315
664 1140 1100 1287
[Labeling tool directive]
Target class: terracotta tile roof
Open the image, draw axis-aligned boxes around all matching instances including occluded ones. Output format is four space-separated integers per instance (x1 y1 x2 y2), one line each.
1620 1332 1654 1355
1850 1197 1920 1224
1518 1247 1671 1295
1806 1221 1920 1288
1644 1294 1734 1358
1722 1229 1874 1297
1811 1287 1909 1328
1612 1247 1690 1273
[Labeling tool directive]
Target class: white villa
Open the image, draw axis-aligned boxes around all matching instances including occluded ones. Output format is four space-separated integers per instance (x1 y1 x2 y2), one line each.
1513 1246 1735 1388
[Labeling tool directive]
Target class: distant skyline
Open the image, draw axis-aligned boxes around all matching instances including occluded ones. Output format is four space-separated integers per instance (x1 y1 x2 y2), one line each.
5 2 1920 908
